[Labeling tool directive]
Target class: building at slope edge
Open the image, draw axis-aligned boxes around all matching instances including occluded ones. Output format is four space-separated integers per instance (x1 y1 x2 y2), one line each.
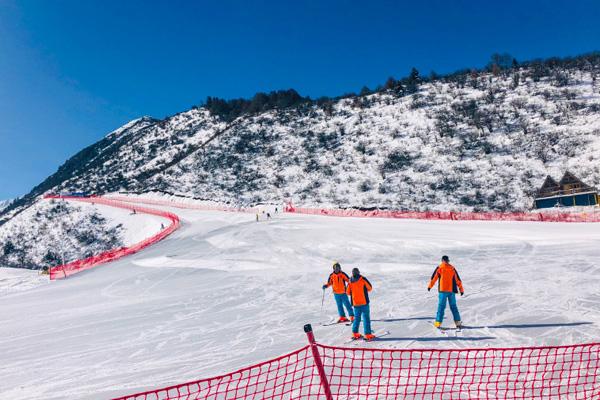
534 171 598 209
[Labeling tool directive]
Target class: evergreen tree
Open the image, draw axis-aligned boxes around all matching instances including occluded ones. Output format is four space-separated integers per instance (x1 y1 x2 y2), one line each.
405 67 421 94
359 86 372 96
488 53 514 73
384 76 397 90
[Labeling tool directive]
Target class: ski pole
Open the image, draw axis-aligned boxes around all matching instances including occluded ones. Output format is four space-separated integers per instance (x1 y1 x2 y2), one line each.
320 287 326 315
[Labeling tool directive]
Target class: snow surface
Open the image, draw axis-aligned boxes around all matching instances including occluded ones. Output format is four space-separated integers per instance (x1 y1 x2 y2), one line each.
1 201 600 399
0 267 48 297
89 201 168 246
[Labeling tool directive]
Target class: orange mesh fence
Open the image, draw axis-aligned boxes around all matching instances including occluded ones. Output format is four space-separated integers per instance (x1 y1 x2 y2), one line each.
285 206 600 223
319 342 600 399
106 194 600 223
112 345 325 400
113 325 600 400
103 194 259 214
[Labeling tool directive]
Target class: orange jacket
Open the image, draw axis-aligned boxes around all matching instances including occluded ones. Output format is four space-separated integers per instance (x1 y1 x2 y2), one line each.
325 271 350 294
428 262 464 293
346 275 373 306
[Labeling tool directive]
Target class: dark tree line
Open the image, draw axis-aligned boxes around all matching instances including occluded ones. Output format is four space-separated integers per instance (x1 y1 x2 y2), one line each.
204 89 310 122
198 52 600 121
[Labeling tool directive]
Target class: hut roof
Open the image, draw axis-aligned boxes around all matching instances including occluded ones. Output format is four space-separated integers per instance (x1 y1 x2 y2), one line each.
539 175 559 191
558 171 591 188
536 171 597 199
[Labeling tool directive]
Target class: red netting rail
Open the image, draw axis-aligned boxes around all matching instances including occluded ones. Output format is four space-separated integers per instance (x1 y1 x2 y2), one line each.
285 206 600 223
103 194 259 214
113 345 324 400
114 327 600 400
43 195 180 280
106 194 600 223
319 343 600 399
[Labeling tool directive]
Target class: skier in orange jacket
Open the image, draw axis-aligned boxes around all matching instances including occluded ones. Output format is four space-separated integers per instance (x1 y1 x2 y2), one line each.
347 268 375 341
428 255 464 328
323 262 354 323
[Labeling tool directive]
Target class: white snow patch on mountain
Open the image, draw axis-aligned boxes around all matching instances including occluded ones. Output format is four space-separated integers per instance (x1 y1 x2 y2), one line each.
0 199 13 212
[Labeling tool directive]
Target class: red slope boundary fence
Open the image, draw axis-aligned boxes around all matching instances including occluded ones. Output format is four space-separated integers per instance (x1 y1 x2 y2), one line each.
114 324 600 400
284 204 600 223
105 193 600 223
103 194 260 214
43 195 180 280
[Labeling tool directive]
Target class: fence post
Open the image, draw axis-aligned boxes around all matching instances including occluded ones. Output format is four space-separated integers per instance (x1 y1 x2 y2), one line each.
304 324 333 400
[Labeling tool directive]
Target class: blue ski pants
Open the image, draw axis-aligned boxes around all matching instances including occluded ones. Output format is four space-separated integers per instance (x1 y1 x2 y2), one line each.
334 293 354 317
352 304 372 335
436 292 461 323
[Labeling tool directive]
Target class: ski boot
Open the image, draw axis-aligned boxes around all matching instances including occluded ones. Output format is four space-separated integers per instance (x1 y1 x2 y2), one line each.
364 333 376 341
338 316 350 323
351 332 362 340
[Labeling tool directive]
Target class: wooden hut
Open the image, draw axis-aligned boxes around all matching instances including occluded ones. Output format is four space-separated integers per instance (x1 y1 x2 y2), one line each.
534 171 598 208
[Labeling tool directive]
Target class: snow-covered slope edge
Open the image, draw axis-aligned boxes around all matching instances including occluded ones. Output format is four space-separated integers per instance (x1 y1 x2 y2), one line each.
46 196 179 278
0 198 166 270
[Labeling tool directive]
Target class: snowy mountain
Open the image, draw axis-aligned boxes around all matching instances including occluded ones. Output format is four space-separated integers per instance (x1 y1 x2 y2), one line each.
0 53 599 268
0 199 12 212
5 54 600 218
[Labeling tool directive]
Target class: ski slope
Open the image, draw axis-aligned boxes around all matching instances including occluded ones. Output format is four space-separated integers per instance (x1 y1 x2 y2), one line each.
1 200 600 399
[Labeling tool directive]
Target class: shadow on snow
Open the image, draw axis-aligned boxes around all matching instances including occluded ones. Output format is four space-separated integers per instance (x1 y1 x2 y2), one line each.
373 336 496 342
463 322 593 330
371 317 432 323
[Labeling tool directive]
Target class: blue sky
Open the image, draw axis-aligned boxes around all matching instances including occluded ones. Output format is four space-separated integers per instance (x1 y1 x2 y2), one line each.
1 0 599 200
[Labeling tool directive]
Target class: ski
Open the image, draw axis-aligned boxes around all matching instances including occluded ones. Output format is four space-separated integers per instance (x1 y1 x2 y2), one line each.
321 320 352 327
363 331 391 342
344 331 390 344
434 326 448 335
431 322 464 337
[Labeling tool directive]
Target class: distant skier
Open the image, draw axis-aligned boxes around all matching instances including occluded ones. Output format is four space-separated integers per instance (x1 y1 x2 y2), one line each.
322 262 354 323
428 255 464 329
347 267 375 341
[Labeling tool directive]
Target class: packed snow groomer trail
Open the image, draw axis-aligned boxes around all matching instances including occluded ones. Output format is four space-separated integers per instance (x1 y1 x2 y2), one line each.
1 197 600 399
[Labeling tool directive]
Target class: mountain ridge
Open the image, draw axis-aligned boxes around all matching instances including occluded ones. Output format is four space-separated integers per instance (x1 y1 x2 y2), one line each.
1 52 600 226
